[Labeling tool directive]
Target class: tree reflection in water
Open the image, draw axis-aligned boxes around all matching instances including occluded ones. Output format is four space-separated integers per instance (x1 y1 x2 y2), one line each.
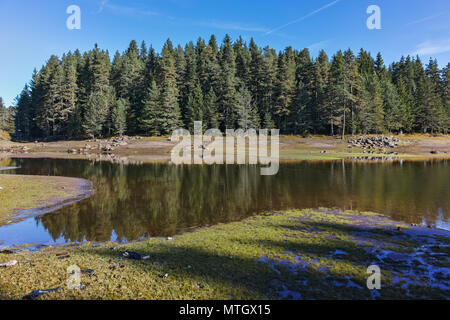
4 158 450 243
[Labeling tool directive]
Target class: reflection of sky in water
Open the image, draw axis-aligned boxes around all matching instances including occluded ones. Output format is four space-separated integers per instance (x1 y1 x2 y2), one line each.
0 218 121 249
0 166 20 171
0 218 68 249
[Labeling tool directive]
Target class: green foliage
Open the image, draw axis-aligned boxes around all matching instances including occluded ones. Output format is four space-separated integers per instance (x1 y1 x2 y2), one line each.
12 36 450 140
111 98 129 136
0 97 15 134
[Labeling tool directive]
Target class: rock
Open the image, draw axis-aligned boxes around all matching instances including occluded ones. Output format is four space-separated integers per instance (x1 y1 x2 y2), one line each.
167 237 173 241
0 260 17 267
0 250 14 254
81 269 96 276
121 251 142 260
56 252 69 257
109 264 125 270
348 136 399 149
22 287 62 300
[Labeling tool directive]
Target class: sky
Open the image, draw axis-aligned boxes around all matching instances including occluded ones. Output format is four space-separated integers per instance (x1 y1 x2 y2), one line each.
0 0 449 107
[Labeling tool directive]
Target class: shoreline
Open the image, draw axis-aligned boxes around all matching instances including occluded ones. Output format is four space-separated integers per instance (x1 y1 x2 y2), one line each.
0 208 448 300
0 174 94 227
1 134 450 164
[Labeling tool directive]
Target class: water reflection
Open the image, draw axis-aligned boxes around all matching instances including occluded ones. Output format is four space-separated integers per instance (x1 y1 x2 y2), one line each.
0 158 449 247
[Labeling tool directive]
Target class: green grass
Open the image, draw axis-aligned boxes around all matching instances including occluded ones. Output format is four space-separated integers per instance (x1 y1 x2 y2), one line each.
1 208 448 300
280 149 413 161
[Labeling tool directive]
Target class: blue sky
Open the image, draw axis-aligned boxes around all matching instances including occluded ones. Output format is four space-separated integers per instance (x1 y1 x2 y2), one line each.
1 0 449 107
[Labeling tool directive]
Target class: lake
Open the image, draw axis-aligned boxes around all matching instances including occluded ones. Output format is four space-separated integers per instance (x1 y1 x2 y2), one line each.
0 158 449 248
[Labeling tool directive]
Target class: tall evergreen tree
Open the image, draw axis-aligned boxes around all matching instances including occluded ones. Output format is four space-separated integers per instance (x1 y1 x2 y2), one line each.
157 40 182 134
218 35 239 129
273 47 296 132
141 80 161 135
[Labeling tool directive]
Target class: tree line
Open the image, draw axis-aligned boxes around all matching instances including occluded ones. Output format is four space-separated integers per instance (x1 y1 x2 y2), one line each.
10 34 450 140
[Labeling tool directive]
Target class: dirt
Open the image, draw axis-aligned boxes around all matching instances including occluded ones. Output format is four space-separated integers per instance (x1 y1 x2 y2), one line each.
1 134 449 163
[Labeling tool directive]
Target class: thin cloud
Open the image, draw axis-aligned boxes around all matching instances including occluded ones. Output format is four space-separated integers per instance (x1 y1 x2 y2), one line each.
98 0 159 17
405 13 446 26
265 0 342 35
307 40 331 50
98 0 108 13
196 20 270 33
412 40 450 56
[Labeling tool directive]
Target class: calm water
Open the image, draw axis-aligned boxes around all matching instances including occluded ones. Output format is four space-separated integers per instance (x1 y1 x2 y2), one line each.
0 158 449 248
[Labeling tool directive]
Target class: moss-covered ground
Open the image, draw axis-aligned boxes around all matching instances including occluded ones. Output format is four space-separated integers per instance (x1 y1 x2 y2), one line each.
0 174 92 225
1 208 448 300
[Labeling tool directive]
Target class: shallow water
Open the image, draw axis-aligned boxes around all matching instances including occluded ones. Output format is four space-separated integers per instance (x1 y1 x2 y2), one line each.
0 158 449 248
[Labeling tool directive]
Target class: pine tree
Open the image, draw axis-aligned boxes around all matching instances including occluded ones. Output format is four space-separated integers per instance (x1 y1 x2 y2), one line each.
141 80 161 135
199 35 221 95
313 50 330 133
0 97 13 133
185 84 204 131
34 55 65 138
111 98 129 136
360 72 385 134
273 47 296 132
61 53 78 137
260 46 277 129
327 51 345 136
290 80 313 135
442 63 450 132
218 35 238 129
382 77 406 133
236 85 259 130
158 41 182 134
291 48 315 134
115 41 145 134
14 87 32 139
83 89 114 138
10 36 450 139
204 88 219 129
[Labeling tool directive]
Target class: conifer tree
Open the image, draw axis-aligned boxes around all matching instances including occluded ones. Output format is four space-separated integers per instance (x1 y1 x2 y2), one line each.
204 88 219 129
313 50 330 133
111 98 129 136
158 41 182 134
236 85 260 130
10 36 450 139
141 80 161 135
14 86 32 139
273 47 296 132
218 35 239 129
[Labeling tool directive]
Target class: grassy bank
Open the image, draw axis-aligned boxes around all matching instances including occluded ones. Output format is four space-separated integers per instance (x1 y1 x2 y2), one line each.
0 174 92 225
1 208 448 300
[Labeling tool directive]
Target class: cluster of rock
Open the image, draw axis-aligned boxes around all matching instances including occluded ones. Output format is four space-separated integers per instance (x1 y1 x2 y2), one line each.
67 144 95 155
348 136 400 149
0 146 30 154
68 136 142 155
349 156 398 161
